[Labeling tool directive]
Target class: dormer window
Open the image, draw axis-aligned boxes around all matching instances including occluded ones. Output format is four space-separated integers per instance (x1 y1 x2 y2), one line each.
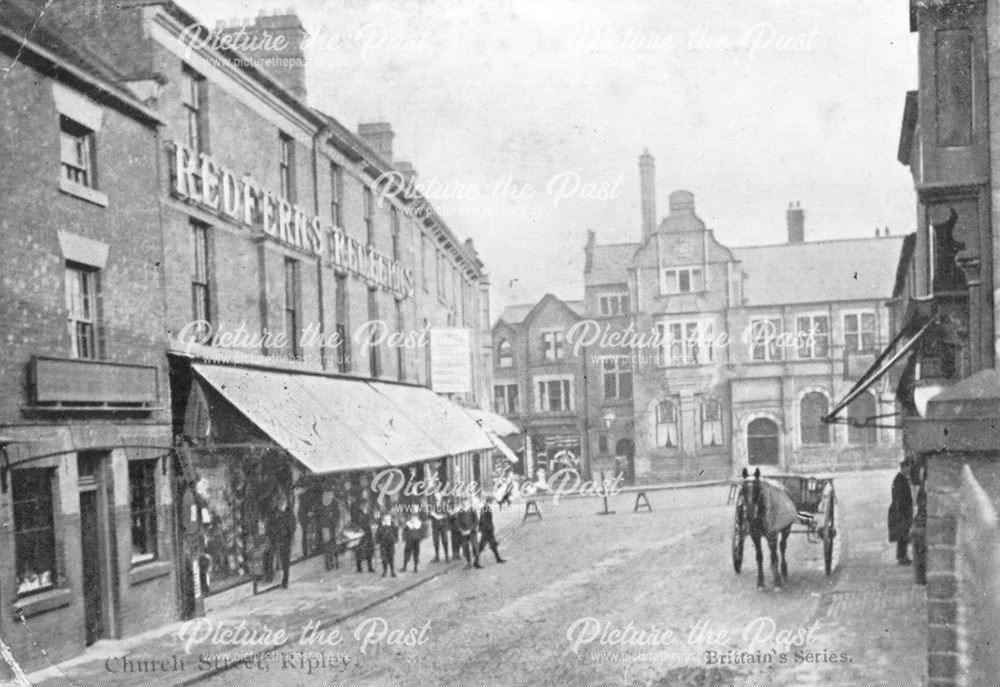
498 339 513 368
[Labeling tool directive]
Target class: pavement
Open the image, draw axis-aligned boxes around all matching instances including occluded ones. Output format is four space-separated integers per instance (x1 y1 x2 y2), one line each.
19 472 927 686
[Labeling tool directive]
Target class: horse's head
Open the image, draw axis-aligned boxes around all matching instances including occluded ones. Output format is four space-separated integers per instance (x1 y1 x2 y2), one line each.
740 468 764 524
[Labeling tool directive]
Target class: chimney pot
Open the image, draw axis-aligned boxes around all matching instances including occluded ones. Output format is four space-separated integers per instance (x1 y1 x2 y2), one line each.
639 150 657 242
786 202 805 243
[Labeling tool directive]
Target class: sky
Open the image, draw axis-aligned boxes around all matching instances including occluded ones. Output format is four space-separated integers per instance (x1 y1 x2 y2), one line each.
178 0 919 317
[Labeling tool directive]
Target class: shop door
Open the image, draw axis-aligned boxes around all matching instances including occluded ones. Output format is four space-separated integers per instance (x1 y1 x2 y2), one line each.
78 452 114 645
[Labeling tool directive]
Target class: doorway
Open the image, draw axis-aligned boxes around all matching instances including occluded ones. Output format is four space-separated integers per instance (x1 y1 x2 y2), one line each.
747 418 780 466
615 438 635 485
78 452 115 645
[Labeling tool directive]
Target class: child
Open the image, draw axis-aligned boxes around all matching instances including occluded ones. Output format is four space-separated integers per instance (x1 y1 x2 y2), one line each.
401 512 424 573
374 514 399 578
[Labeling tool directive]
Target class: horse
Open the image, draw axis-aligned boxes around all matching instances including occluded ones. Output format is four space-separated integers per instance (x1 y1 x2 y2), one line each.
738 468 792 590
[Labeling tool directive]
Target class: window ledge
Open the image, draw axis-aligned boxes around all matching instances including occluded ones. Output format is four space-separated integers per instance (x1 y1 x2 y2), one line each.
129 560 172 585
59 178 109 207
13 587 72 619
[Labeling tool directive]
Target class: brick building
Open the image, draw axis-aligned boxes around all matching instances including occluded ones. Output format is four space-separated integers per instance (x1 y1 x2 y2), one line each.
1 0 500 663
845 0 1000 683
0 6 175 667
494 152 904 483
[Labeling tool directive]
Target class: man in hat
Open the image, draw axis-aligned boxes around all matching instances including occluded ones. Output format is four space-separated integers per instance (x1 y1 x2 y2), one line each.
888 459 913 565
478 495 505 564
455 499 482 569
429 494 450 562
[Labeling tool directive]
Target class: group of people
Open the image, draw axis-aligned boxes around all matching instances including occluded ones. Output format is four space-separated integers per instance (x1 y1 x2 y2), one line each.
348 495 506 578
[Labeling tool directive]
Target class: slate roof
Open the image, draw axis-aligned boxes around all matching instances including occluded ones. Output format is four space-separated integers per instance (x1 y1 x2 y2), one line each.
498 299 584 325
586 243 638 285
733 236 905 306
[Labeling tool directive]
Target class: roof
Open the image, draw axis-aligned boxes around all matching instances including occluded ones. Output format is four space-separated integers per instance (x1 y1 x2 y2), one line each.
498 298 584 325
586 242 638 286
734 236 905 306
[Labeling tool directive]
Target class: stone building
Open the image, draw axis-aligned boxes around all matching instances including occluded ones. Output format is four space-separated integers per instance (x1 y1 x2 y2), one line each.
0 5 175 666
493 152 904 483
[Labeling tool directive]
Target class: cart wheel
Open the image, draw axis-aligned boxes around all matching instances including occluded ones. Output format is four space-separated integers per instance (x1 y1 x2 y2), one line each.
823 498 836 576
732 502 745 574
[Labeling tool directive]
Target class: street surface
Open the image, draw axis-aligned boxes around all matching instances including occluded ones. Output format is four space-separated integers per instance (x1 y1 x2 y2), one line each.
193 471 925 687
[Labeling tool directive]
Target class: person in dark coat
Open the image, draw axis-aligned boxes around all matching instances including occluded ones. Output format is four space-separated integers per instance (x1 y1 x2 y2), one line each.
448 500 463 560
272 494 297 588
351 500 375 574
323 490 340 571
401 512 425 572
888 459 913 565
430 494 450 562
455 500 482 569
374 514 399 577
478 496 505 564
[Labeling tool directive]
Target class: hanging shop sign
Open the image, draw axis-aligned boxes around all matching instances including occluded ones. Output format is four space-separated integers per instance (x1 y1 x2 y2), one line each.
168 142 414 298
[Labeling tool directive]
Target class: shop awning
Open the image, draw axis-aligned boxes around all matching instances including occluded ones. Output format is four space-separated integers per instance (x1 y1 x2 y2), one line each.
461 408 520 437
824 320 932 426
367 382 495 455
487 432 520 464
192 364 462 474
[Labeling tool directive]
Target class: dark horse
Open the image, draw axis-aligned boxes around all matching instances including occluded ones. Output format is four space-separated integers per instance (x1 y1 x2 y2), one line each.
739 468 791 590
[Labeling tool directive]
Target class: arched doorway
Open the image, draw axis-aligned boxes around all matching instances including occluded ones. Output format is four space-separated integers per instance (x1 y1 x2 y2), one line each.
747 418 780 466
615 438 635 485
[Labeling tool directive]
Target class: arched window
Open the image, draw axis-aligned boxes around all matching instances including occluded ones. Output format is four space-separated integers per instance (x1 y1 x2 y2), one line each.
700 397 723 447
800 391 830 445
655 400 679 448
498 339 512 368
847 392 878 445
747 417 780 465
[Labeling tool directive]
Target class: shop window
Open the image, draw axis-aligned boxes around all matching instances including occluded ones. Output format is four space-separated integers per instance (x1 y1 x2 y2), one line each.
191 220 212 344
700 397 724 447
60 116 96 188
129 460 158 565
655 399 679 448
796 315 829 359
498 339 513 368
800 391 830 445
844 312 876 354
542 330 565 361
66 262 99 359
13 469 58 595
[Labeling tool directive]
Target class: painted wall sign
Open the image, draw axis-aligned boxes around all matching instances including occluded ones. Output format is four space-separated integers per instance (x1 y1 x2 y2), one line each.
168 141 414 298
429 327 472 394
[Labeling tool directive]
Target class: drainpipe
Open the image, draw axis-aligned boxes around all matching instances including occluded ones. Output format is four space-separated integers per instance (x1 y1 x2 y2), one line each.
312 127 328 369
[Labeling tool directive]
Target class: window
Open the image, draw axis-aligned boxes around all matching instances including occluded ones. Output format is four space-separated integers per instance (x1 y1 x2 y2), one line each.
284 258 300 358
602 355 633 399
599 294 629 316
800 391 830 445
330 162 343 227
66 263 98 359
395 299 405 381
537 377 573 412
498 340 513 368
129 461 158 564
844 312 876 354
748 317 783 362
182 65 207 155
391 206 401 257
493 383 519 415
796 315 830 359
655 399 679 448
191 220 211 344
421 235 431 292
700 397 724 447
658 320 713 366
597 434 608 454
12 469 57 596
847 392 877 445
364 187 375 244
60 116 95 187
436 251 446 299
368 287 380 378
278 132 295 201
335 274 350 372
542 330 565 361
661 267 703 294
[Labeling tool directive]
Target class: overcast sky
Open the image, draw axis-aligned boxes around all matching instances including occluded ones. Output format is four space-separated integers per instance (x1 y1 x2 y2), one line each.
180 0 918 316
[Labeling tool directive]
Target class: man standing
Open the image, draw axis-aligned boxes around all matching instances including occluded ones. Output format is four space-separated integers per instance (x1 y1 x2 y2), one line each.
429 494 450 562
455 499 482 569
448 499 463 561
351 498 375 574
323 489 340 571
478 496 505 564
273 493 297 588
375 514 399 578
401 511 425 573
888 459 913 565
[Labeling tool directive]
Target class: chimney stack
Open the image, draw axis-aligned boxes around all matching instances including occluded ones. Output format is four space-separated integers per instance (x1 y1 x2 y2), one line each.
786 201 804 243
639 149 656 242
218 9 308 101
358 122 395 163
